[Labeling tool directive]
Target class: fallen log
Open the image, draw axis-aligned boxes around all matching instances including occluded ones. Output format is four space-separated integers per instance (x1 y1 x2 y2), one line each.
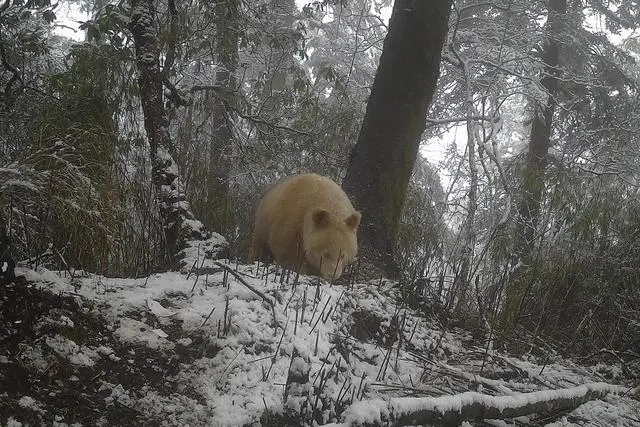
321 382 631 427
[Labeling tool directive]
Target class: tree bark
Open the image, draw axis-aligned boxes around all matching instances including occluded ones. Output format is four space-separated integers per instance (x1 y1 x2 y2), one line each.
129 0 206 262
505 0 567 322
514 0 566 263
342 0 453 279
206 0 239 235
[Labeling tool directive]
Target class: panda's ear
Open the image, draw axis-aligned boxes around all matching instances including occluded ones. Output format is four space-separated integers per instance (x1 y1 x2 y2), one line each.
345 212 361 230
312 209 330 227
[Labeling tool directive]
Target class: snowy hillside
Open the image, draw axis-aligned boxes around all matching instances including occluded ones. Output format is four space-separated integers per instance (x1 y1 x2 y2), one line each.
0 238 638 426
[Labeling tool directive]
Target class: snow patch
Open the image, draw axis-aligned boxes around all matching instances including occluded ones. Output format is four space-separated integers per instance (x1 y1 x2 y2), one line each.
45 335 98 367
146 298 177 317
18 396 45 414
114 317 175 350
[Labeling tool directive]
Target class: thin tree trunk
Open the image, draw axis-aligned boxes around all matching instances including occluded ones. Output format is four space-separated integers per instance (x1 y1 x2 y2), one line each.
207 0 239 235
449 14 478 312
0 222 17 285
129 0 206 262
452 116 478 312
342 0 453 279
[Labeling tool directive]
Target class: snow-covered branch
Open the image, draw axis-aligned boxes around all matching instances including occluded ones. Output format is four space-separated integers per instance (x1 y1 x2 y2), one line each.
324 383 632 427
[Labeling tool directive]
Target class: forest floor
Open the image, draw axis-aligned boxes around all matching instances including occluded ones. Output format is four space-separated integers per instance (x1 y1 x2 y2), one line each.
1 237 638 426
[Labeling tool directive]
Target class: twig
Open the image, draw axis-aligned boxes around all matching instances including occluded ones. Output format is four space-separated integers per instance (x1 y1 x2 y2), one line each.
200 307 216 328
223 296 230 335
216 345 245 384
310 296 332 333
186 258 198 280
265 319 288 380
213 261 274 306
214 260 281 331
356 371 366 400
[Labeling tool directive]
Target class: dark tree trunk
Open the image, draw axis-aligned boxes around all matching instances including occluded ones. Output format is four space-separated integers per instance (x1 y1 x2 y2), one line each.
206 0 239 235
342 0 453 278
506 0 567 322
0 225 17 286
515 0 566 263
129 0 206 263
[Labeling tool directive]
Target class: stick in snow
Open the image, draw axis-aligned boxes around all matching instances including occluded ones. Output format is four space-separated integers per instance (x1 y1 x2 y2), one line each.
212 261 281 330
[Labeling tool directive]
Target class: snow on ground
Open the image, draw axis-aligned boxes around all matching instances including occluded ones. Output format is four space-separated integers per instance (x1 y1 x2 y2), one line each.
1 236 638 426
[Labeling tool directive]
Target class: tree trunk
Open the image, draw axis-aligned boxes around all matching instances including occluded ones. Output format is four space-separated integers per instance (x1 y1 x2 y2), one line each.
129 0 206 263
451 110 478 313
515 0 566 263
0 225 17 286
505 0 567 322
449 22 478 312
342 0 453 279
206 0 239 235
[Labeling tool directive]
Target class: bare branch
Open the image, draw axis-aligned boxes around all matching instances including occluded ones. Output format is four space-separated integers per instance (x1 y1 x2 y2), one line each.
426 116 493 125
190 85 309 136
